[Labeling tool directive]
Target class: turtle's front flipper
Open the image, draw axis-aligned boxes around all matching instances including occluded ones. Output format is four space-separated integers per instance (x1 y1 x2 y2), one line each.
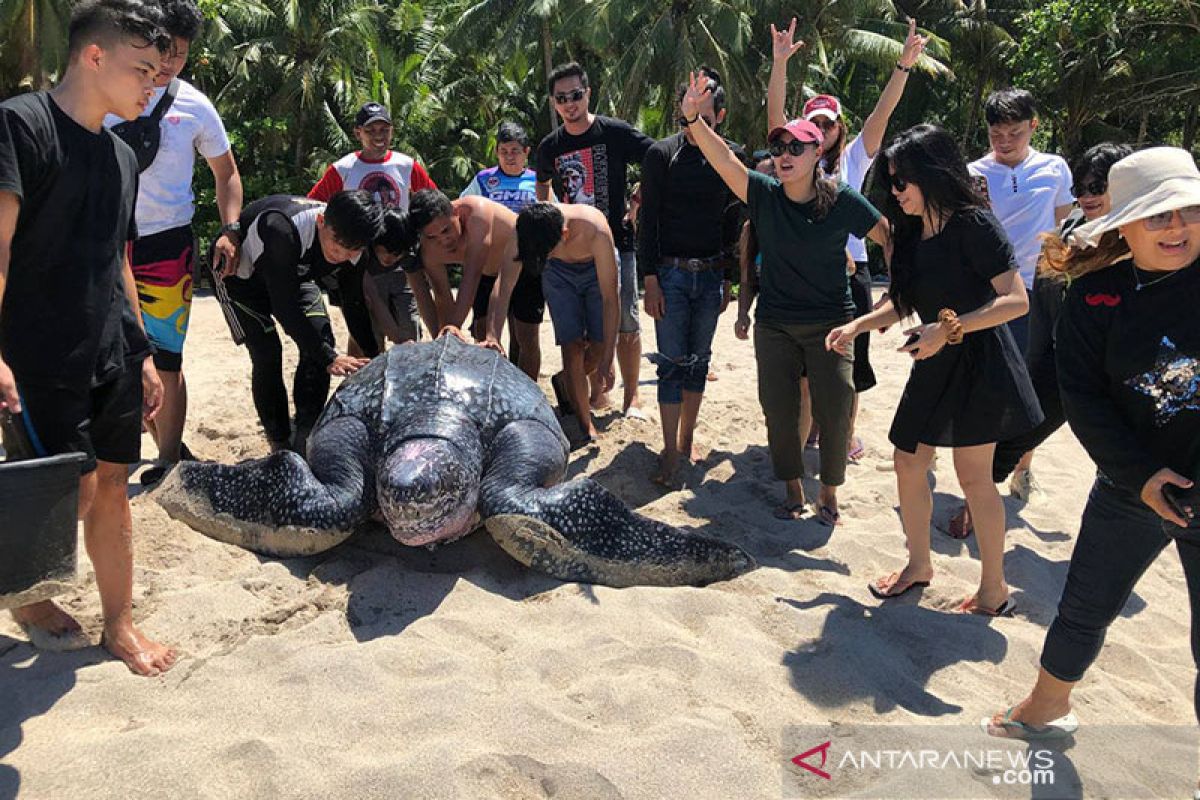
480 421 754 587
155 417 373 557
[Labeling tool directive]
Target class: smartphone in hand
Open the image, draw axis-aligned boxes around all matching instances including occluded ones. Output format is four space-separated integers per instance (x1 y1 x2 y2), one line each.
1164 483 1200 528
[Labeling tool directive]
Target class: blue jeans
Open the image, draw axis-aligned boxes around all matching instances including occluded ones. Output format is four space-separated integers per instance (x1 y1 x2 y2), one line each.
651 266 723 404
1040 477 1200 722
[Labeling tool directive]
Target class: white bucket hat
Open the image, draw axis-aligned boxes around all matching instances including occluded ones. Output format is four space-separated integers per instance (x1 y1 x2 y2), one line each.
1068 146 1200 248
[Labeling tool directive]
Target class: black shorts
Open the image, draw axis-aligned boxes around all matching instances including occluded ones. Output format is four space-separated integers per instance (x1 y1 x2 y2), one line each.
472 274 497 326
472 272 546 328
2 368 143 474
511 269 546 325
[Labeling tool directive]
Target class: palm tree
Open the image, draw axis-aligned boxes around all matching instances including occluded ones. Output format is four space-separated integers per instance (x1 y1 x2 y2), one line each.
441 0 583 131
203 0 392 172
0 0 69 92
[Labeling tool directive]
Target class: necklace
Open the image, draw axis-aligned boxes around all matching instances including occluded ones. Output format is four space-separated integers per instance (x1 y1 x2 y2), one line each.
1131 262 1182 291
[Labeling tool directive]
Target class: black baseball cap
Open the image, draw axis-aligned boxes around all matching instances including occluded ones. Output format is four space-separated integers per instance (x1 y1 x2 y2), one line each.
355 102 391 127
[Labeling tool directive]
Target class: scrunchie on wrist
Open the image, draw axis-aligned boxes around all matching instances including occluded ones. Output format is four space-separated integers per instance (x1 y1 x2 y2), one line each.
937 308 964 345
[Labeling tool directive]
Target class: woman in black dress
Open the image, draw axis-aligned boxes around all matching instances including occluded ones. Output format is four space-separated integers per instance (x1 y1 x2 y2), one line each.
826 124 1042 615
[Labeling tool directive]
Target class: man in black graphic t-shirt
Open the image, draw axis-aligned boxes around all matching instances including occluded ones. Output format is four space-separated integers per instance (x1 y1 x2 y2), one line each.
0 0 177 676
536 62 655 418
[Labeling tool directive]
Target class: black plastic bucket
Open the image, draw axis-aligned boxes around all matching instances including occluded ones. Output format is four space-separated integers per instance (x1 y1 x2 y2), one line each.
0 451 85 609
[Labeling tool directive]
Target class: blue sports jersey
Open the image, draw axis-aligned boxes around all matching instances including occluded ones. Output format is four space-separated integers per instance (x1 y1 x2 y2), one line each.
466 166 539 212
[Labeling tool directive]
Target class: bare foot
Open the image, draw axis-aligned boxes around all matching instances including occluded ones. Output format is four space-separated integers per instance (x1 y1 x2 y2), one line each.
101 622 177 677
678 439 707 464
11 600 83 636
654 450 681 488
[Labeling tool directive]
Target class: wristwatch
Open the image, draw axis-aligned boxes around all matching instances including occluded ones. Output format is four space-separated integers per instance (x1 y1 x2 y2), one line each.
218 221 242 242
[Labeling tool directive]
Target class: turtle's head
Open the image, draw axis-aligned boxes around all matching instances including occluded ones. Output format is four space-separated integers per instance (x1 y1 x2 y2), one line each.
377 436 482 546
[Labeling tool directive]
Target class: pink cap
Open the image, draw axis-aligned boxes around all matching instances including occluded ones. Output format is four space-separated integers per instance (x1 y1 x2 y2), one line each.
767 118 824 147
803 94 842 121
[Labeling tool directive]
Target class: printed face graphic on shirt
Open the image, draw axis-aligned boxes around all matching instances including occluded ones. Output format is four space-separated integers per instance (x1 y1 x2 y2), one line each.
359 171 403 209
555 149 606 214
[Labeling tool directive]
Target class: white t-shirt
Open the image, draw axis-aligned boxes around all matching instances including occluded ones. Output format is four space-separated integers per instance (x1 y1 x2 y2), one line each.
103 79 231 237
837 133 875 263
968 149 1073 287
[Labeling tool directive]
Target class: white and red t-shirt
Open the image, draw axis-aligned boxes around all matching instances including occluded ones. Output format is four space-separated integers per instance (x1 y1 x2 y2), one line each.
308 150 436 211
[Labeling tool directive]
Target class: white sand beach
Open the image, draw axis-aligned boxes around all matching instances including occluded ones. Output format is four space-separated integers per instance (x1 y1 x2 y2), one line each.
1 292 1193 799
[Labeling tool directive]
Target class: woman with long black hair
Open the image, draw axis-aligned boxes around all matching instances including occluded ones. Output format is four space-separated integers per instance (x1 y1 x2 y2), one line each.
826 124 1041 615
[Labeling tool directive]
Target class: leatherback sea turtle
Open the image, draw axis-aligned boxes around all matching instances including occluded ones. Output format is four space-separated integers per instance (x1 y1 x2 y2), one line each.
156 333 753 587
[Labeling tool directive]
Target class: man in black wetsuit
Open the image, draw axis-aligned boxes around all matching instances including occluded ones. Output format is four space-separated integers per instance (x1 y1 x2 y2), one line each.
213 190 383 453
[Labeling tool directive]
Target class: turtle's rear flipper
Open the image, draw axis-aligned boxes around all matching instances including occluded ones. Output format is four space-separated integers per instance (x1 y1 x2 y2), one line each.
480 421 754 587
154 418 372 557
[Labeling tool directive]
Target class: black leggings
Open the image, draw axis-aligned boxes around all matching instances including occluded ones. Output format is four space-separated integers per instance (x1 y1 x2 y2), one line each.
1040 478 1200 723
992 275 1066 482
221 277 334 450
849 263 876 393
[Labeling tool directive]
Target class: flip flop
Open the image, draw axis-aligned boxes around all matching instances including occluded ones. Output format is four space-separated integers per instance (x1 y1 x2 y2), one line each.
773 501 807 520
139 462 173 487
981 707 1078 741
955 596 1016 617
623 406 649 421
847 437 866 464
550 372 574 416
868 572 931 600
816 504 840 527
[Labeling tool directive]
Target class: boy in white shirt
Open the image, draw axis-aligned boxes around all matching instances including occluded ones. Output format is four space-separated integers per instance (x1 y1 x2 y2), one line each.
951 89 1074 530
967 89 1074 350
104 0 243 486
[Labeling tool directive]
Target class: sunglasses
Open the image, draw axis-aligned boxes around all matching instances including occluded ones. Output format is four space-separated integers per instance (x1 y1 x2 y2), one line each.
553 88 586 105
1072 179 1106 198
1142 205 1200 230
889 174 909 192
768 140 815 157
811 117 838 132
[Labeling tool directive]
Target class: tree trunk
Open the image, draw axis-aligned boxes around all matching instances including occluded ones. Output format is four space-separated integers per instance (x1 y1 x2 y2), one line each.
543 18 557 130
1137 107 1149 145
963 65 986 151
1184 104 1198 153
294 126 308 174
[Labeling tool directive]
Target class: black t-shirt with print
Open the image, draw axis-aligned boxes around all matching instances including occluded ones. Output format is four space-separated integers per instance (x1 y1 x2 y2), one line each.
0 91 144 388
1057 257 1200 495
536 115 654 251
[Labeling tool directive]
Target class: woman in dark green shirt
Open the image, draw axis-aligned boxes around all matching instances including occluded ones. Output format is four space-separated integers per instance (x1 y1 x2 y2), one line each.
680 73 890 524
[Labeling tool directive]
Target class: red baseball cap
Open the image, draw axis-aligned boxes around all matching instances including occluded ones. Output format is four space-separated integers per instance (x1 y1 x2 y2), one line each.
767 118 824 147
803 95 842 121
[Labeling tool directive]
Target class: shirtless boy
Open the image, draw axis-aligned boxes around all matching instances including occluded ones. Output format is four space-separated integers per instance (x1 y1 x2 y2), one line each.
405 190 519 341
496 202 618 444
